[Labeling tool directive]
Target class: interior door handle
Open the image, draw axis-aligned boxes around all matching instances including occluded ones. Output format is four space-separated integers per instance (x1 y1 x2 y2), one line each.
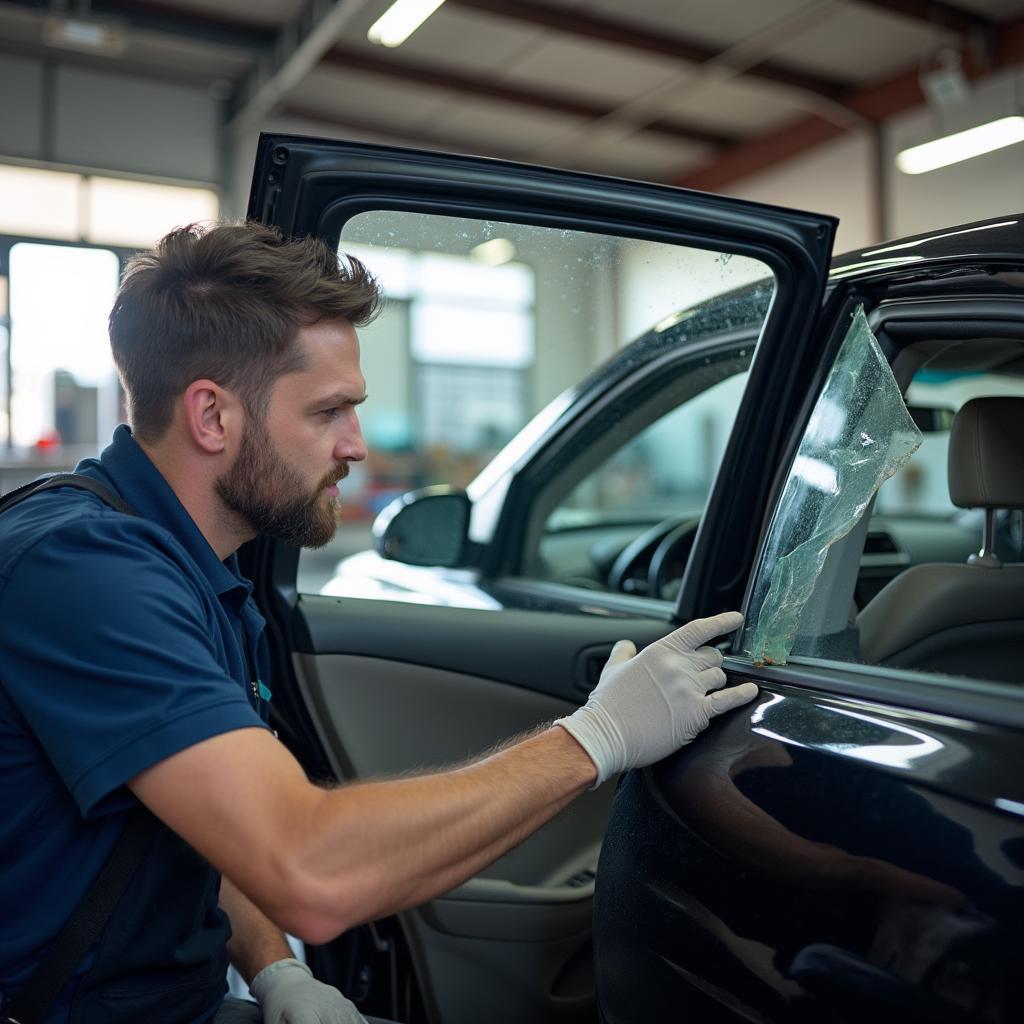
574 643 617 696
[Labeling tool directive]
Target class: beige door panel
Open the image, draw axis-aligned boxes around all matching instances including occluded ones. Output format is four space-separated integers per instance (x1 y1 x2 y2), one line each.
293 652 612 1023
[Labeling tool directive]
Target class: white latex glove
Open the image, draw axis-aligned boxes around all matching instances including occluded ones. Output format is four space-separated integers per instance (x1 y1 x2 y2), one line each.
556 611 759 787
250 958 368 1024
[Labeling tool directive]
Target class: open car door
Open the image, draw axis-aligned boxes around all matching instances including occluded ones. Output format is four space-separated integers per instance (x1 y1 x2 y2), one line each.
244 134 836 1024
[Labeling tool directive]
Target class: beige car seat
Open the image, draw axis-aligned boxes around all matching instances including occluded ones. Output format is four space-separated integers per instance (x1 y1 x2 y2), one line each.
858 397 1024 683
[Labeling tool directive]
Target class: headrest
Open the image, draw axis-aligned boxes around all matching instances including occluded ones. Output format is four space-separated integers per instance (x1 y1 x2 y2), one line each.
948 397 1024 508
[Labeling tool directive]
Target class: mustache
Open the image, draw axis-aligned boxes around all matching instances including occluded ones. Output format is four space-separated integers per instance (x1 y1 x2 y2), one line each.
320 463 350 490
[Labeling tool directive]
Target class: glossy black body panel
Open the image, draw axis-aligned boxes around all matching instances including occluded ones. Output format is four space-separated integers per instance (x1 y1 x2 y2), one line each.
595 682 1024 1024
829 214 1024 278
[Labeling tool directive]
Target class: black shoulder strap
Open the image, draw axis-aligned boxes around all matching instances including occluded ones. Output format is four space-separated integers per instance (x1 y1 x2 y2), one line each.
1 473 149 1024
4 808 159 1024
0 473 136 518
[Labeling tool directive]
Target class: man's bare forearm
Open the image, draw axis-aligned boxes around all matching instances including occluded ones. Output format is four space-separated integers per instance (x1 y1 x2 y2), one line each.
292 724 595 937
220 875 294 985
131 614 755 945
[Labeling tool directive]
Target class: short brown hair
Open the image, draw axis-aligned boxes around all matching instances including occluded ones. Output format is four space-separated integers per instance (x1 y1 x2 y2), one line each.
109 221 380 442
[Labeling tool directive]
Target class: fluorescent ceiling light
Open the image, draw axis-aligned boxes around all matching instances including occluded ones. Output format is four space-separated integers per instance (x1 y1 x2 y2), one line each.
367 0 446 47
896 116 1024 174
43 15 125 55
470 238 516 265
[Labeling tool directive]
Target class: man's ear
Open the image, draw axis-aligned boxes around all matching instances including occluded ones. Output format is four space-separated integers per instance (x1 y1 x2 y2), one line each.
182 380 239 455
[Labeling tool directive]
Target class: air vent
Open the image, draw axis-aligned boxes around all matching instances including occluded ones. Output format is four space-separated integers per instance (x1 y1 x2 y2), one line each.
864 531 898 554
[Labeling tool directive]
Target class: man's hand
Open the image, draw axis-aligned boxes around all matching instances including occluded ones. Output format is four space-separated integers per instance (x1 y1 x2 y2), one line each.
556 611 758 786
250 958 367 1024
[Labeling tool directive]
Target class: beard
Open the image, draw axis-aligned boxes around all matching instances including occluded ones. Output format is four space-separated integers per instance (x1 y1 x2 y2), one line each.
216 417 348 550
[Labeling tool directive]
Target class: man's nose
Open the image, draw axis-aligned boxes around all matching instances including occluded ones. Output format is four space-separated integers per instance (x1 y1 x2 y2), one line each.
335 411 367 463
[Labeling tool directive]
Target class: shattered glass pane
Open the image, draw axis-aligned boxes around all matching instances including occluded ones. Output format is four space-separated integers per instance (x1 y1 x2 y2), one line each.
743 305 922 666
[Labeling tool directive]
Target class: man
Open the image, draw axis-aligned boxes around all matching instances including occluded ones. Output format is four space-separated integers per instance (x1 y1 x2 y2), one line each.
0 223 758 1023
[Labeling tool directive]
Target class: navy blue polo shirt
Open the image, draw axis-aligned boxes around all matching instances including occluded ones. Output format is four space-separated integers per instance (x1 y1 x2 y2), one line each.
0 425 271 1018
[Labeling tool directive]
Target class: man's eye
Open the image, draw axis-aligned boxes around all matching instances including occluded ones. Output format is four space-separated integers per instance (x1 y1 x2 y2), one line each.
320 408 341 419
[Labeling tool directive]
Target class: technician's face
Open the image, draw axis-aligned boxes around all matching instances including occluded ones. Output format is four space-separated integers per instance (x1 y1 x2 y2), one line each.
216 319 367 548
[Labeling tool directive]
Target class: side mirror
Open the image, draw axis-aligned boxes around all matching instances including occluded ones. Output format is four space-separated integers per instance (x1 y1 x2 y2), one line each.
373 486 471 567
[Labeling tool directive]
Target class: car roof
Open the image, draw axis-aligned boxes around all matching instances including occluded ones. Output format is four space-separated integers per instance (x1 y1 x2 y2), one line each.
597 213 1024 401
828 212 1024 281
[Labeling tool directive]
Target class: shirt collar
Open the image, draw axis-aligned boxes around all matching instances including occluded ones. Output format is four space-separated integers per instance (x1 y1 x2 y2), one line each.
92 425 252 603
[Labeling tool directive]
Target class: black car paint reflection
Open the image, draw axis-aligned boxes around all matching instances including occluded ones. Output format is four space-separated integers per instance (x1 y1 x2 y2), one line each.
594 688 1024 1024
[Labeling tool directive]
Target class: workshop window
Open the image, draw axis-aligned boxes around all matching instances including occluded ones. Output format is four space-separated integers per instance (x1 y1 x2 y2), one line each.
0 164 217 249
0 163 218 492
7 242 120 451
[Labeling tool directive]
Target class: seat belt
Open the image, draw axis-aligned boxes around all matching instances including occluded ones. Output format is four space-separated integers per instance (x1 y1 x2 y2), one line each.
0 474 157 1024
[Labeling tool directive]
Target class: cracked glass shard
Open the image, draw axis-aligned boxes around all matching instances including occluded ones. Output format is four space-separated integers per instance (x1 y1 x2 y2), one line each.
743 305 922 666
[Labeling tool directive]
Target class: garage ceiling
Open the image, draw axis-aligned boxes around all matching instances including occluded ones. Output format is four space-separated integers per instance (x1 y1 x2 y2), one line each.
3 0 1024 186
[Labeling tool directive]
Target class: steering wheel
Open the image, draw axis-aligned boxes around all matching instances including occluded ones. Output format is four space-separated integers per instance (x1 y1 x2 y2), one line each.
607 516 700 599
647 518 700 601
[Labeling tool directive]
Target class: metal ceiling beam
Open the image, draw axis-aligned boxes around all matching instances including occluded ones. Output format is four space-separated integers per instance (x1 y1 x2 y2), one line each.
447 0 855 102
281 103 542 165
225 0 377 132
678 13 1024 193
850 0 995 36
520 0 861 174
1 0 733 150
0 35 240 88
322 44 738 148
279 102 690 182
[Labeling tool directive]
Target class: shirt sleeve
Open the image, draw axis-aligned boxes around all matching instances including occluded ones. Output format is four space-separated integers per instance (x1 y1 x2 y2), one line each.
0 514 265 817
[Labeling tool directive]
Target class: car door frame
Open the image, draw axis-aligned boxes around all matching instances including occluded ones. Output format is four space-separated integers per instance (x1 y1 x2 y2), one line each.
248 132 840 611
242 130 846 758
243 133 841 1023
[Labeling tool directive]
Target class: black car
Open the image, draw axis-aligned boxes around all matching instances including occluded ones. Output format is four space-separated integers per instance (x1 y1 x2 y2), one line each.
245 135 1024 1024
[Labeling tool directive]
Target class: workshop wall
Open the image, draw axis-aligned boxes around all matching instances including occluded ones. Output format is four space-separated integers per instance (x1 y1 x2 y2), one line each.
724 129 877 255
0 54 219 185
3 50 1019 273
722 65 1024 252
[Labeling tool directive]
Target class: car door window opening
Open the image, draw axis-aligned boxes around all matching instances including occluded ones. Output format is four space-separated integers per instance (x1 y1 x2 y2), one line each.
740 296 1024 687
